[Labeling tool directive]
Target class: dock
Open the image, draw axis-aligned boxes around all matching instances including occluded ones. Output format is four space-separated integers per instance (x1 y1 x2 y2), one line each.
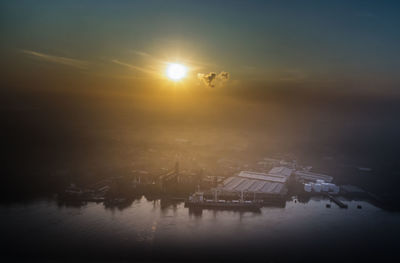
324 193 348 208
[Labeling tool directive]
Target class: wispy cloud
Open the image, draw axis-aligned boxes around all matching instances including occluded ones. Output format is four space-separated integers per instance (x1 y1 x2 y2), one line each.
111 59 158 75
130 49 213 71
131 50 152 58
21 50 89 69
117 49 223 80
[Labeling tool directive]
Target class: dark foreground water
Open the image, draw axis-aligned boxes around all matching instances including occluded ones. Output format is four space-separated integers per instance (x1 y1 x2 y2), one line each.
1 197 399 262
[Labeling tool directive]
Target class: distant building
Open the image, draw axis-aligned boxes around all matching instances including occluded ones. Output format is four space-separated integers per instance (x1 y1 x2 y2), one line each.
294 170 333 183
267 166 293 179
213 167 293 198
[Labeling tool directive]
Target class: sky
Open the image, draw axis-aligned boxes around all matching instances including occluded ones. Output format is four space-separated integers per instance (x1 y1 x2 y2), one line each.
1 0 400 96
2 1 400 209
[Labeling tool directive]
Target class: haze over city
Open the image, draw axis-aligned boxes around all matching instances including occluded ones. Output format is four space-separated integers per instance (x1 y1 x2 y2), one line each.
1 1 400 262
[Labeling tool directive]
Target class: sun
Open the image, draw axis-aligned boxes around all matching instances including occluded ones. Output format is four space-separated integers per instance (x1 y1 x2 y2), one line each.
166 63 187 81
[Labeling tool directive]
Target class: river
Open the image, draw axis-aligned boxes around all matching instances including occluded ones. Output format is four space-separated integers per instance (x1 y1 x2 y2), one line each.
1 196 399 262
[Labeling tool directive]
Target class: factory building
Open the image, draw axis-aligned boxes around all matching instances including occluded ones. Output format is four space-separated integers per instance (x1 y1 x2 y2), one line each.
210 167 293 200
294 170 333 183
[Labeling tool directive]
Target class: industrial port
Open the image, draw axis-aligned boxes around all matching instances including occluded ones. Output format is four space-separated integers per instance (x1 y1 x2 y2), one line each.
58 156 383 211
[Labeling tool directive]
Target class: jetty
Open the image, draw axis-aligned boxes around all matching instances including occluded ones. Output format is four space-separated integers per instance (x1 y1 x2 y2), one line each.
324 193 348 208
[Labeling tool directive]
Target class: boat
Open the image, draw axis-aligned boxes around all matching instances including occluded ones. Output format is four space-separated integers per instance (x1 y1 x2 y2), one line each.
185 200 262 211
184 191 262 211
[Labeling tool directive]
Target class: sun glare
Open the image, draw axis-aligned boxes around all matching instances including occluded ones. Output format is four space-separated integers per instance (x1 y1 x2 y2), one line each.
166 63 187 81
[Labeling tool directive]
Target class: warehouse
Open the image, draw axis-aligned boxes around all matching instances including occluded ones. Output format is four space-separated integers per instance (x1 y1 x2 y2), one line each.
294 170 333 183
211 168 293 200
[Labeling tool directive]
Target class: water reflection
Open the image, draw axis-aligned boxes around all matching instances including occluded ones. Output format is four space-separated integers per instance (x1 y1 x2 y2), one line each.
1 196 399 261
56 194 286 215
188 207 203 217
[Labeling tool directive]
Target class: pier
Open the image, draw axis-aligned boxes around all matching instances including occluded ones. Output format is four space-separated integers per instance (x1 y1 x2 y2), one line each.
324 193 348 208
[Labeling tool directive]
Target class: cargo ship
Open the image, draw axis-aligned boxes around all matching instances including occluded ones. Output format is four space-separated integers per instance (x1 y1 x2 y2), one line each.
184 191 262 211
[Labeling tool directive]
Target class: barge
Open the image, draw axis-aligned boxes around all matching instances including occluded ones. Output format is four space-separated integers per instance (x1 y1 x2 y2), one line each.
184 191 262 211
185 200 262 211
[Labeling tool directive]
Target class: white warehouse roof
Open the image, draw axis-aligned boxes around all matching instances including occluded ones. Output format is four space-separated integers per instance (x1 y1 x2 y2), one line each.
221 176 286 195
219 168 293 195
295 170 333 183
268 166 293 178
237 168 292 184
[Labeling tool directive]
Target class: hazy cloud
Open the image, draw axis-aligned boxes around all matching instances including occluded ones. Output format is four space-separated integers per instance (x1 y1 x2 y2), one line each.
198 71 230 87
112 59 156 75
131 50 152 58
197 72 217 87
279 69 307 81
21 50 88 69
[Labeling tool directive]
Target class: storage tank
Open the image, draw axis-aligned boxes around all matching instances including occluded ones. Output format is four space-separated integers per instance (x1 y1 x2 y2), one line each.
316 179 325 184
331 185 340 194
304 184 312 192
313 183 322 192
325 183 339 193
321 183 330 192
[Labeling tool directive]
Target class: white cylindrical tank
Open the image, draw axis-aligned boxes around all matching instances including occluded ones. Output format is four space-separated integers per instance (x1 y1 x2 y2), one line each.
325 183 339 193
331 185 340 194
304 184 312 192
316 179 325 184
313 183 322 192
321 183 330 192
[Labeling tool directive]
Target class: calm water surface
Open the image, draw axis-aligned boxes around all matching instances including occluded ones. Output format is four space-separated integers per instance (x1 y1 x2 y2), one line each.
1 197 399 262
